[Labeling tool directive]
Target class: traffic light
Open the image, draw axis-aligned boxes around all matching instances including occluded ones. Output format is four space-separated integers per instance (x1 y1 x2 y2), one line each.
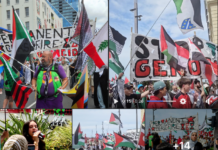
206 116 216 127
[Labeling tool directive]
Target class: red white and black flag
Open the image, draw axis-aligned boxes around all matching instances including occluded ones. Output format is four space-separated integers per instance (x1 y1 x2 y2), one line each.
0 57 32 108
109 113 123 128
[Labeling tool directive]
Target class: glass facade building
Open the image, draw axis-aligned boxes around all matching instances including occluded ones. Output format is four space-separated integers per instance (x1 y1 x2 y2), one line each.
47 0 78 27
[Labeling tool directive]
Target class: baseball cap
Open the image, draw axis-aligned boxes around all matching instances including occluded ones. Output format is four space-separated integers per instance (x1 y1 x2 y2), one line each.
124 82 133 89
137 84 144 89
153 81 166 93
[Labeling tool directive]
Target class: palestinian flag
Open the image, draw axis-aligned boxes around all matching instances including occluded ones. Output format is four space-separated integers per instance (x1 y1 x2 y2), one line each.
109 26 126 55
138 125 145 147
74 2 93 70
103 143 113 150
109 113 123 128
124 77 129 84
78 137 85 146
160 26 189 71
73 123 83 145
84 22 108 69
10 7 34 71
103 138 114 145
173 0 204 34
114 132 136 149
188 39 217 85
109 51 124 75
0 57 32 108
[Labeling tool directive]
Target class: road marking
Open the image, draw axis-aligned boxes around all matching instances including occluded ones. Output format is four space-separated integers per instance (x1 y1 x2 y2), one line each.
27 102 36 108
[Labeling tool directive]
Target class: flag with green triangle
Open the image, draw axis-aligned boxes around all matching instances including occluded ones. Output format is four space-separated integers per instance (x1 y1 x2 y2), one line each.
10 7 34 71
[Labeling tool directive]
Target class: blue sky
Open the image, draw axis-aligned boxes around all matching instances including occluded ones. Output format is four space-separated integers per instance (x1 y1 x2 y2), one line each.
145 109 213 138
73 109 144 137
109 0 209 80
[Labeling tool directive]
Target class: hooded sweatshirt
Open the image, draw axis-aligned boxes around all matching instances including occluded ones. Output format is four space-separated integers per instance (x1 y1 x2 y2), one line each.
147 95 168 109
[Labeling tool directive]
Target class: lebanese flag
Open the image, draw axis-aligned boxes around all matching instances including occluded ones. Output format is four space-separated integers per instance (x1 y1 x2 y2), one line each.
109 113 123 128
138 125 145 147
114 132 136 149
124 77 129 84
160 26 189 71
84 22 108 69
189 39 217 85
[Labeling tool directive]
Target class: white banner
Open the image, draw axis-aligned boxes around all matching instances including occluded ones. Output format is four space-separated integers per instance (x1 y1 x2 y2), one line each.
150 115 198 132
0 27 78 57
130 33 218 81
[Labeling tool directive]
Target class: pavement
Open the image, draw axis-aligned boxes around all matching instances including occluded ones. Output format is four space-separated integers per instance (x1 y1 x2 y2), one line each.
0 88 97 109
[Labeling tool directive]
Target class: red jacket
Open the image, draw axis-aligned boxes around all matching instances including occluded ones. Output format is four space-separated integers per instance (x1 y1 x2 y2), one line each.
147 95 169 109
177 138 182 145
172 91 192 108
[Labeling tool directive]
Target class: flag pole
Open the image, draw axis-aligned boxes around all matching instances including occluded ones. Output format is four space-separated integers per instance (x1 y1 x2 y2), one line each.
118 109 121 134
123 0 172 72
0 50 35 73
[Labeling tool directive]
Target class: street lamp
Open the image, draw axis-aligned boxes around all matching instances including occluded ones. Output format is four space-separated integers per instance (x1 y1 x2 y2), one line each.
130 0 142 33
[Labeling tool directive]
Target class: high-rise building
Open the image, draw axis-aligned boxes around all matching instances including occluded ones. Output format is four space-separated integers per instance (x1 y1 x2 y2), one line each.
65 0 78 12
47 0 78 27
205 0 218 45
0 0 63 30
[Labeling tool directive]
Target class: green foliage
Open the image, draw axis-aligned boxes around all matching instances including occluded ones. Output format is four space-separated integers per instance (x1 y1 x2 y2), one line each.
0 110 72 150
98 40 108 52
45 121 72 149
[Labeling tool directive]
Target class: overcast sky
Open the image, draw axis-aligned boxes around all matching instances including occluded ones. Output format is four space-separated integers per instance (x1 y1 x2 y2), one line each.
109 0 209 80
73 109 145 137
82 0 108 29
145 109 214 138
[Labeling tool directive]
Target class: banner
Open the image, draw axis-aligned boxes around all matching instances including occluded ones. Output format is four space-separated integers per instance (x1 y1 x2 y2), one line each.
149 115 198 132
199 127 214 137
130 33 218 81
0 27 78 57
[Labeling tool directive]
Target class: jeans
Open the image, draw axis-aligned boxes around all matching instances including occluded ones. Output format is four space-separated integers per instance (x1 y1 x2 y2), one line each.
97 83 105 108
70 75 75 89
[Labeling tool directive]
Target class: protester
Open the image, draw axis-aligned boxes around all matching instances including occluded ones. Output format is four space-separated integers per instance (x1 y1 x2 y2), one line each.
124 82 150 108
22 120 45 150
149 133 154 150
177 136 182 149
0 71 3 94
152 133 161 150
24 61 31 85
170 85 179 100
1 130 9 143
172 78 197 108
69 57 77 88
3 134 28 150
183 130 202 150
93 66 108 108
156 143 174 150
136 84 147 108
3 71 13 108
147 81 168 109
61 59 70 90
31 51 68 108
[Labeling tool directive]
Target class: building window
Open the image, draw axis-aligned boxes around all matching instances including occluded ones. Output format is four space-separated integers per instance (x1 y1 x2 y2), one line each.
7 0 10 5
16 0 19 4
25 22 29 30
6 10 10 19
25 7 29 17
7 24 10 30
15 9 19 16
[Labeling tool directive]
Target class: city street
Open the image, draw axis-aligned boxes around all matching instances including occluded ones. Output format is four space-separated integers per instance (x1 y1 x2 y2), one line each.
0 90 96 108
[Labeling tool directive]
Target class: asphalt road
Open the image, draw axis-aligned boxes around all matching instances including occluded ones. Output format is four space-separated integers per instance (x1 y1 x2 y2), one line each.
0 88 97 109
